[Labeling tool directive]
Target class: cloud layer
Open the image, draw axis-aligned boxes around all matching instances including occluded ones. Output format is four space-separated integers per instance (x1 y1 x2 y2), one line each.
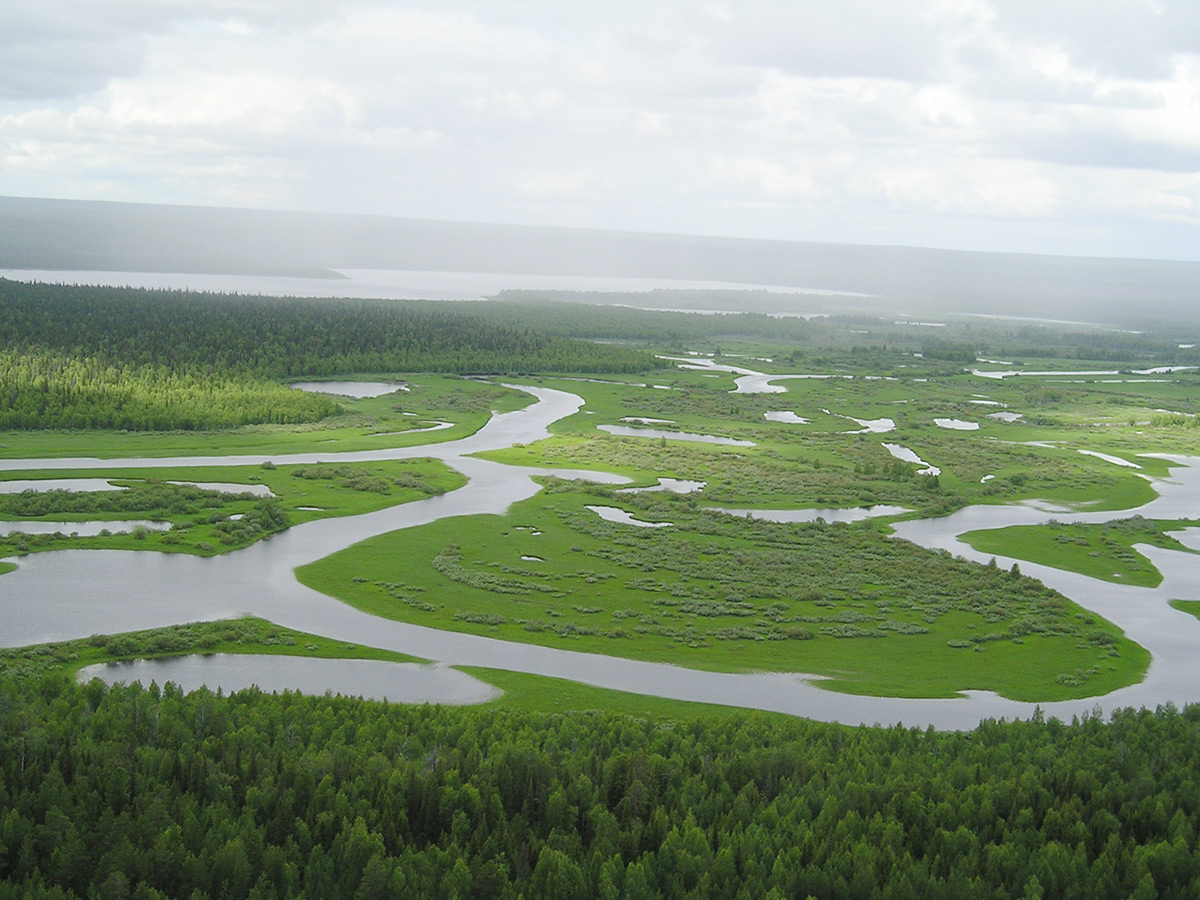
2 1 1198 259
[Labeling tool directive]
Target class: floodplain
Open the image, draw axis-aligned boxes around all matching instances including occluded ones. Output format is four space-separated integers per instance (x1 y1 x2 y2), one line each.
2 285 1199 725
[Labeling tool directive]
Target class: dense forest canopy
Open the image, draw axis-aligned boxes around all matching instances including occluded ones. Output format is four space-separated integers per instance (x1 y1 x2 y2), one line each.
0 281 654 430
0 280 655 377
1 673 1198 900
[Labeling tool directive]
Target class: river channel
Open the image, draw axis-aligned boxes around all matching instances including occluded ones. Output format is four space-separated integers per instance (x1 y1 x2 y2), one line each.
3 384 1200 730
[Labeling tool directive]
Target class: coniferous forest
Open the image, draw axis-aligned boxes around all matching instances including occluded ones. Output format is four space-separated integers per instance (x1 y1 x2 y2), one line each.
1 674 1198 900
0 281 654 430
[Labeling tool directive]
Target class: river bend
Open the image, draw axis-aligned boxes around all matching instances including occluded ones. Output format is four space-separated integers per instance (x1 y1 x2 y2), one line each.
3 386 1200 730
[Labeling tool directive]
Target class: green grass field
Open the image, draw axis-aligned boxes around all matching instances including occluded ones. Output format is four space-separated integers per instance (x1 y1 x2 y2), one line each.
0 617 424 683
6 342 1200 708
482 373 1165 516
1170 600 1200 623
0 457 465 557
961 518 1197 587
296 481 1148 702
0 375 532 459
460 666 798 721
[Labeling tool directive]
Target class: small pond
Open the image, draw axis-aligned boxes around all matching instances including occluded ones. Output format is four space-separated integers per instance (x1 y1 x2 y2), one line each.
586 506 673 528
0 519 169 536
78 655 500 705
291 381 408 398
1078 450 1142 469
843 416 895 434
168 481 276 496
598 425 754 447
764 411 811 424
882 443 941 476
619 478 707 494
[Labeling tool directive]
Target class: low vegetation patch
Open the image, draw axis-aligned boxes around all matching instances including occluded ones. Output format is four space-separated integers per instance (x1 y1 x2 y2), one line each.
0 458 464 557
297 480 1147 701
0 617 422 682
962 517 1198 587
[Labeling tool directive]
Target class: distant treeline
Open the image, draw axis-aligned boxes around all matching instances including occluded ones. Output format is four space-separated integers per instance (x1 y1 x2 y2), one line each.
0 349 339 430
0 281 655 377
2 672 1200 900
492 293 1200 367
492 292 815 344
0 281 655 430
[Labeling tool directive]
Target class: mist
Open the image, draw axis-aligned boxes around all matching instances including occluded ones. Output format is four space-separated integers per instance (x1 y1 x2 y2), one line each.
2 195 1198 330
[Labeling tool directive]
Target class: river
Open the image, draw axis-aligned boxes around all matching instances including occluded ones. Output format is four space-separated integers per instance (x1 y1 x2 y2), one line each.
3 384 1200 729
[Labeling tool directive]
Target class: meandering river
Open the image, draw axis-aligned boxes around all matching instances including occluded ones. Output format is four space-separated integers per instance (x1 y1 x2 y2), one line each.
3 384 1200 729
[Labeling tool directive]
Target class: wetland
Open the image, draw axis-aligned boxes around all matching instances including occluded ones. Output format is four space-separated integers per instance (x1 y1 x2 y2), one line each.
4 281 1200 728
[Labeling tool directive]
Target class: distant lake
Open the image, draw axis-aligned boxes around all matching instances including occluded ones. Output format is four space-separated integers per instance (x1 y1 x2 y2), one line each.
0 268 856 302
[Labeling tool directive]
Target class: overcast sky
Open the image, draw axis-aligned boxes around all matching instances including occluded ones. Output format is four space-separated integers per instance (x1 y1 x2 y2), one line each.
2 1 1199 261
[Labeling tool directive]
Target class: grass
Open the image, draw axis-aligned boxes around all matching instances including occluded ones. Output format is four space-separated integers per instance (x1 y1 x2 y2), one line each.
0 617 424 684
0 616 803 721
5 350 1199 711
295 481 1148 702
1021 475 1158 512
0 375 532 459
0 457 465 557
960 518 1198 588
1170 600 1200 623
460 666 798 722
482 372 1171 517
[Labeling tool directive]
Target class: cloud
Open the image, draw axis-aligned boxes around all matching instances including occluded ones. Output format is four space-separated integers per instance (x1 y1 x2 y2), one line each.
0 0 1198 257
983 0 1200 80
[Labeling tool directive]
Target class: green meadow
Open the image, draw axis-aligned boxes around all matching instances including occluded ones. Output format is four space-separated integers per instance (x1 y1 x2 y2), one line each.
296 481 1147 701
0 456 464 557
4 291 1200 708
962 517 1198 587
0 374 532 459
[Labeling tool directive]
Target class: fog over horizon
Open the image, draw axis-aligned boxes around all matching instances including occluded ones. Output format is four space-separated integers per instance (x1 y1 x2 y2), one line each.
2 2 1200 264
2 195 1199 332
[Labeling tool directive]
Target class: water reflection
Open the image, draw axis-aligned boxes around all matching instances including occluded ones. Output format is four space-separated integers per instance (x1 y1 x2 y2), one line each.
79 655 500 705
291 380 407 398
3 385 1200 729
0 519 167 536
597 425 754 446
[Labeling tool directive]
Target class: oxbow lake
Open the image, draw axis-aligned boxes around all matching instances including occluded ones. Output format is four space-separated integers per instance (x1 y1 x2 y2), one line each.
2 384 1200 729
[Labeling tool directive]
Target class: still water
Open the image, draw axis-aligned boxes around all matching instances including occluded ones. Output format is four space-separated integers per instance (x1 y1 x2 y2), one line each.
4 385 1200 729
80 655 500 705
290 380 407 398
0 268 850 302
0 520 167 536
597 425 754 447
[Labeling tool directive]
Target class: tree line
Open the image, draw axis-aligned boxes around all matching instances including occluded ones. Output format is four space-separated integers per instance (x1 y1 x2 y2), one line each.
0 281 655 430
0 349 339 430
0 281 655 378
1 671 1198 900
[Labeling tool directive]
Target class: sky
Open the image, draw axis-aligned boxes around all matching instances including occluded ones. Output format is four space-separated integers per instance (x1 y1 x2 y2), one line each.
2 1 1199 261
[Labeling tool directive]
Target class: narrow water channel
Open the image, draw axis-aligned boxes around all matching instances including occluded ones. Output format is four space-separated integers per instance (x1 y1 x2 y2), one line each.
4 385 1200 729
